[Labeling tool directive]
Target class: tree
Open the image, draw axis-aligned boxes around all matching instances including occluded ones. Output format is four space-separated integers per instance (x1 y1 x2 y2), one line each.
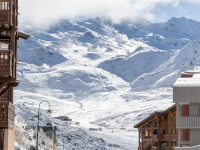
37 128 53 150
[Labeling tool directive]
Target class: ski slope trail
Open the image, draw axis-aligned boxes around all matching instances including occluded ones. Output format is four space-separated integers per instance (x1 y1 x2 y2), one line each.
15 16 200 149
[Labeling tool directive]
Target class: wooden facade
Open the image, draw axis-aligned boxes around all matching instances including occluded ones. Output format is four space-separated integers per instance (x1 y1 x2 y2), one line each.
134 105 177 150
0 0 29 149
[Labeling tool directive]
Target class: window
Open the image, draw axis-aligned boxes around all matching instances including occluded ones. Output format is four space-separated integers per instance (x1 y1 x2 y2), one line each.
163 130 166 134
0 43 9 51
171 117 173 122
153 129 158 135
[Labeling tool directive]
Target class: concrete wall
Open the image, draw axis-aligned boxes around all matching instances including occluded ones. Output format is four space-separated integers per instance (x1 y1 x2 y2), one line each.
190 129 200 146
4 128 14 150
189 104 200 146
189 104 200 116
173 87 200 103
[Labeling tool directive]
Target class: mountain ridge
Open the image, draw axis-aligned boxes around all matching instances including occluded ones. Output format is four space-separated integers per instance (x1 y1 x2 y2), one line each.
15 16 200 149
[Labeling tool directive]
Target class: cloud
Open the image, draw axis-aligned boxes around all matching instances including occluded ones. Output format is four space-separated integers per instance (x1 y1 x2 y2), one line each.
183 0 200 3
18 0 199 29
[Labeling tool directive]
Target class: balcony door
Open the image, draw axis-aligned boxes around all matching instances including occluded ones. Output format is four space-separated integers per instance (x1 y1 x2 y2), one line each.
181 104 190 142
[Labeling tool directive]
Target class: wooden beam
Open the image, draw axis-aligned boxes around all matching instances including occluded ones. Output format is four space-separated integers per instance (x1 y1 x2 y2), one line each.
141 131 143 150
172 111 176 117
0 40 11 44
0 78 13 82
138 130 140 150
10 82 19 87
169 110 172 150
0 82 18 97
157 116 160 135
0 81 9 91
0 85 11 97
0 78 12 91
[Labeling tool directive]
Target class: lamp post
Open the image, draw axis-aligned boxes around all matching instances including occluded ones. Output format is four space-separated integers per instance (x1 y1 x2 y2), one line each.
36 101 52 150
62 134 64 150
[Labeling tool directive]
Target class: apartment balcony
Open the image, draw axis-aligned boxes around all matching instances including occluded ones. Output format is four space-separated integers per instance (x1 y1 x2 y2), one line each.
0 50 13 77
174 144 200 150
0 101 14 128
176 117 200 129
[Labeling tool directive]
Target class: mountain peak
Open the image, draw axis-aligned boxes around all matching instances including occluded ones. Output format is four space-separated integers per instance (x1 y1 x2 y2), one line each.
167 17 199 25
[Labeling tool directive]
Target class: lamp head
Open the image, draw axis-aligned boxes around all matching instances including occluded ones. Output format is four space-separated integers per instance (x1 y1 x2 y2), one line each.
47 109 52 115
47 108 52 126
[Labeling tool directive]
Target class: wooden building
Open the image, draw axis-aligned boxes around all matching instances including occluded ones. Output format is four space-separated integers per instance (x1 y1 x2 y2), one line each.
134 105 177 150
0 0 29 149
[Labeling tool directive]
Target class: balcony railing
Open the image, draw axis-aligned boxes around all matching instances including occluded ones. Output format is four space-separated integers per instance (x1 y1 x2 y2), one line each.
176 117 200 129
152 147 174 150
175 145 200 150
148 134 178 141
0 50 13 77
0 101 14 128
162 134 178 141
0 0 13 25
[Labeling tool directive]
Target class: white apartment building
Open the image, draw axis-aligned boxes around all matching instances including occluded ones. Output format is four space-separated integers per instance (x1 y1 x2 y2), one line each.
174 70 200 150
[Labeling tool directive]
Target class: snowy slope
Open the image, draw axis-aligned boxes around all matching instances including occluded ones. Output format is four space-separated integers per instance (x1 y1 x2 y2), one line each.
15 17 200 149
132 38 200 90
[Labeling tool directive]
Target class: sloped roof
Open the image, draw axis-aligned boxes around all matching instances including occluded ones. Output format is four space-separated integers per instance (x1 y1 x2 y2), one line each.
17 30 30 40
134 104 176 128
32 126 57 131
174 74 200 87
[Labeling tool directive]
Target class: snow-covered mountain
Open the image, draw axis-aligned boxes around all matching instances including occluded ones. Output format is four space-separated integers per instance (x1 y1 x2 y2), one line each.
15 17 200 149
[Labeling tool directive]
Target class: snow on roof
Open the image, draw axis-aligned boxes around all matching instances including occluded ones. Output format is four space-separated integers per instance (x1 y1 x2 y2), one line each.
187 70 200 72
17 30 30 40
134 104 176 128
181 70 200 75
174 74 200 87
32 126 57 131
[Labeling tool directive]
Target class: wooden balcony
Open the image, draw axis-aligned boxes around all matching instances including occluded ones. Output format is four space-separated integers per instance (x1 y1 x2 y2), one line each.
151 135 163 140
0 0 13 25
162 134 178 141
176 117 200 129
0 50 13 77
144 134 178 141
0 101 14 128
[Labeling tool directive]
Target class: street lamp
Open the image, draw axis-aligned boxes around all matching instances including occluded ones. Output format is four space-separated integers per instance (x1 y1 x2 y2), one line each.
36 101 52 150
62 134 65 150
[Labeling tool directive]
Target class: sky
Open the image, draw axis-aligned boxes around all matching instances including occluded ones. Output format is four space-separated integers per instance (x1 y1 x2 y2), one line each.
18 0 200 29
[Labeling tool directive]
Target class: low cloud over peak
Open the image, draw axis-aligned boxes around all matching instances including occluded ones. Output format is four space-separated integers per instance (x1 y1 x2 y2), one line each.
19 0 200 29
